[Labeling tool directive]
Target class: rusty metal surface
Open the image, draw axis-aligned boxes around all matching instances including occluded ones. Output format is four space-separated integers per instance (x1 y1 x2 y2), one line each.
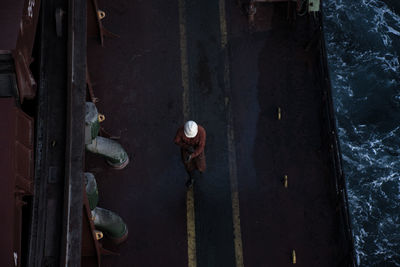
13 0 41 102
82 193 101 267
87 0 104 45
0 0 41 102
85 1 187 266
13 49 37 102
15 108 35 194
0 97 34 267
0 0 25 50
0 98 18 267
15 0 41 59
87 0 119 47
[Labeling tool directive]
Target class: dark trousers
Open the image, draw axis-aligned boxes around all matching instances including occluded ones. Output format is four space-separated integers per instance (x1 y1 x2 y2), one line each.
181 148 206 173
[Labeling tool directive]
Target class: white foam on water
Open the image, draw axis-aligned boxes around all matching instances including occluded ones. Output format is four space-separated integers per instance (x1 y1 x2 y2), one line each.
323 1 400 264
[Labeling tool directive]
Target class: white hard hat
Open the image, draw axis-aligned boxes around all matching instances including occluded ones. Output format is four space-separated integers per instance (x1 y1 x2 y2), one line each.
184 120 198 138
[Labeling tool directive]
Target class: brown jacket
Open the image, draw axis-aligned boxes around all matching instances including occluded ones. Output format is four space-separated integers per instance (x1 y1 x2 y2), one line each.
174 125 206 158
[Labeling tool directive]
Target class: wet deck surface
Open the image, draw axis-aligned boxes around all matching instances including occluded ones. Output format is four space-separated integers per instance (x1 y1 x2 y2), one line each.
86 1 350 266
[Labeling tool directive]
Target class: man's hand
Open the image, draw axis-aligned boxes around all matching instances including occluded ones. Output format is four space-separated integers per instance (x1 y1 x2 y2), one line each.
185 154 192 163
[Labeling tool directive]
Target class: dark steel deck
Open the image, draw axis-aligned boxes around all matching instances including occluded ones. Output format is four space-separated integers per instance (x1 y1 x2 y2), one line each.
86 1 187 266
0 99 19 267
85 0 354 266
230 4 352 266
0 0 24 50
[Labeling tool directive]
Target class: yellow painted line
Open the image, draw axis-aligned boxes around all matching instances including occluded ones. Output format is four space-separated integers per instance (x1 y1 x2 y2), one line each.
178 0 196 266
227 120 244 267
219 0 245 266
186 188 196 267
179 0 190 120
219 0 228 49
219 0 231 91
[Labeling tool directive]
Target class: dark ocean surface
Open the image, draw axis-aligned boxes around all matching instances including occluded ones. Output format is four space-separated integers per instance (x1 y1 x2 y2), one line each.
323 0 400 265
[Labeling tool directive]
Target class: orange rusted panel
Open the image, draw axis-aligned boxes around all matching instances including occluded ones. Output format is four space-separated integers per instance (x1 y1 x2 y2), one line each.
0 97 34 266
13 0 41 102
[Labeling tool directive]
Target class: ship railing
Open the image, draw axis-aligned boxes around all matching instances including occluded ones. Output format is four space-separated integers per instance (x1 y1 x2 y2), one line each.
316 6 357 267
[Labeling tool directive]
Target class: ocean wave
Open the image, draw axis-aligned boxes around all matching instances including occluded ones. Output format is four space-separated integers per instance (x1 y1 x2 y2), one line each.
323 0 400 265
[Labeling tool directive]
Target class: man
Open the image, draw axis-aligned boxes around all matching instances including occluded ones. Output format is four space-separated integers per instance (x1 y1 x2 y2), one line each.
174 120 206 188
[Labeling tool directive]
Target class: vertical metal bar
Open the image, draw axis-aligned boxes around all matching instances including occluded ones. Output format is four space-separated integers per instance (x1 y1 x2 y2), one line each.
318 5 356 265
60 0 87 265
28 0 69 265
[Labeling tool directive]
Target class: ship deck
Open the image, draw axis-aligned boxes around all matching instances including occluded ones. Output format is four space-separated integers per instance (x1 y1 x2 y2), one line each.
85 0 354 266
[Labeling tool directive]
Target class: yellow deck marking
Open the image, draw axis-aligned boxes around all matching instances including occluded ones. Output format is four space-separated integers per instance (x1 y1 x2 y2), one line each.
178 0 196 266
227 121 244 267
219 0 245 266
186 188 196 267
219 0 228 49
179 0 190 119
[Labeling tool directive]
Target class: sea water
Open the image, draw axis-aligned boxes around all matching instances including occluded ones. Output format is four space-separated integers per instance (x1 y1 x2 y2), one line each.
323 0 400 265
